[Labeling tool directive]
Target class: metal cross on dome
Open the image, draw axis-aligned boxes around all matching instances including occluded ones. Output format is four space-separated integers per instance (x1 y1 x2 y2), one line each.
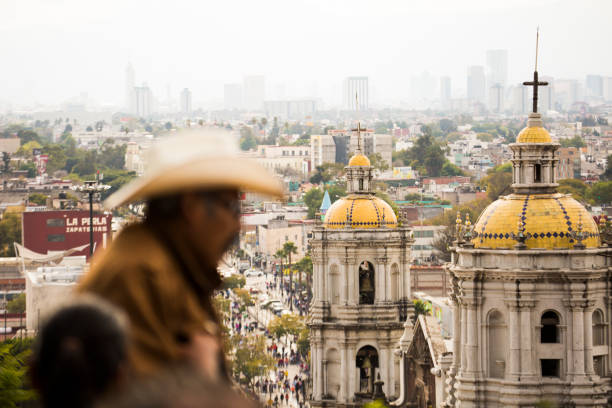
523 27 548 113
352 92 364 152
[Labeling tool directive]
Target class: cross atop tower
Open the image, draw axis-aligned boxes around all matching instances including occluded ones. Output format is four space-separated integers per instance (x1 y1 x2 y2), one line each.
351 92 364 152
523 28 548 113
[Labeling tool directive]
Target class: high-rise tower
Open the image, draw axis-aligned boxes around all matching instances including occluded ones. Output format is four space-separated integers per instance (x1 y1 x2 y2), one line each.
125 63 135 112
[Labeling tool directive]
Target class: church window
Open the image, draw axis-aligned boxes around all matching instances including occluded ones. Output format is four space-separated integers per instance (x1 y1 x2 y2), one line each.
541 359 560 377
356 346 378 394
487 310 507 379
359 178 364 191
534 164 542 182
594 355 606 377
358 261 375 304
541 311 560 343
593 309 606 346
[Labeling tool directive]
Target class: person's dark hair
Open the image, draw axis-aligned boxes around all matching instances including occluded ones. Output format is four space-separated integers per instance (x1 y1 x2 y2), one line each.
31 296 128 408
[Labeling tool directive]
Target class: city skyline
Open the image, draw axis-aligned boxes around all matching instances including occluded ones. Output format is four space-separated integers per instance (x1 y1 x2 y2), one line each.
1 0 611 109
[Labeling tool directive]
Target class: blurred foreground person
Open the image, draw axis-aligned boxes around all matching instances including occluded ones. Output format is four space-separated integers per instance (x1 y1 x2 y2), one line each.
97 366 260 408
78 130 283 381
30 296 128 408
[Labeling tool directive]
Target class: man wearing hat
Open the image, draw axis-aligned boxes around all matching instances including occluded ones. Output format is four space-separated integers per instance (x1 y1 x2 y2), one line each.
78 129 283 381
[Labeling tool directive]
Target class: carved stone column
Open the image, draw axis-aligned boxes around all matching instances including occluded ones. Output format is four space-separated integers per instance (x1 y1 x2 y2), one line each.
570 300 586 377
519 299 536 378
339 340 347 401
375 256 389 303
507 302 521 379
584 300 595 376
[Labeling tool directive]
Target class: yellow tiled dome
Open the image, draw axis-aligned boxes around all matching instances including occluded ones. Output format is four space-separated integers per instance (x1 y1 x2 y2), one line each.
472 193 600 249
324 194 397 229
516 126 552 143
348 153 371 167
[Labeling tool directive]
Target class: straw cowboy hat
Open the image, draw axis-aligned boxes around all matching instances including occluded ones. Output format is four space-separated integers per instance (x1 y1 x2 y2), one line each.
104 128 284 209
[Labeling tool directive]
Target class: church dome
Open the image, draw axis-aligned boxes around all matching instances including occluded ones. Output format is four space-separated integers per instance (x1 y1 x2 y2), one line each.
348 153 371 167
516 126 552 143
324 194 397 229
472 193 600 249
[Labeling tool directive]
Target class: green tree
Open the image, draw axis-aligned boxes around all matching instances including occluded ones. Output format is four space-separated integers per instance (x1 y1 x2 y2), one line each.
558 179 589 202
439 118 456 133
587 181 612 205
476 132 494 142
479 163 513 201
559 136 585 148
368 153 389 172
28 193 47 206
233 288 254 311
268 314 305 341
18 162 36 178
303 188 324 218
297 326 310 357
283 242 298 293
223 274 246 290
0 213 22 256
412 299 432 322
17 129 41 145
440 161 464 176
16 141 42 157
275 248 286 283
239 127 257 151
0 339 36 407
295 255 313 291
423 145 446 177
231 335 275 389
6 294 25 314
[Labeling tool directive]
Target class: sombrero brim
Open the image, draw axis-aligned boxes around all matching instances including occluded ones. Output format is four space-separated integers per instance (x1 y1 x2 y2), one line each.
104 157 284 209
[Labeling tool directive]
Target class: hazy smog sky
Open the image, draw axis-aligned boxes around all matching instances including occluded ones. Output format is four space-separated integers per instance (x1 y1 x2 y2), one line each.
1 0 610 107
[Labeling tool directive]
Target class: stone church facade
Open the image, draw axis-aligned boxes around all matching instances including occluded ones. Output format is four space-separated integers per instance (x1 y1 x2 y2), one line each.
444 110 612 407
309 138 414 407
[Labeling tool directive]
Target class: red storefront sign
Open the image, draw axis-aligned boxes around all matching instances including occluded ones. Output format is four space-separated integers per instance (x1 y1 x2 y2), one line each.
22 210 112 259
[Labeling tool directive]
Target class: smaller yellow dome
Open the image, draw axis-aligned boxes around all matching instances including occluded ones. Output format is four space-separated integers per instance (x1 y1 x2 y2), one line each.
348 153 370 167
324 194 397 229
516 126 552 143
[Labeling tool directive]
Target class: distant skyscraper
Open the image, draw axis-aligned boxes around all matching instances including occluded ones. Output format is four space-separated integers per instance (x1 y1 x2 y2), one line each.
180 88 192 115
486 49 508 88
540 76 554 113
125 63 135 112
243 76 265 111
440 76 451 102
554 79 581 110
343 77 369 111
488 84 504 113
467 66 486 104
133 84 153 118
586 75 603 98
604 77 612 101
224 84 243 110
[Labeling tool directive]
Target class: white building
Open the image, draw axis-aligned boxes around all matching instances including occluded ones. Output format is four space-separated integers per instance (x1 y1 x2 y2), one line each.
25 259 86 332
180 88 192 115
467 66 486 104
224 83 243 110
133 85 153 118
243 76 265 111
343 77 369 111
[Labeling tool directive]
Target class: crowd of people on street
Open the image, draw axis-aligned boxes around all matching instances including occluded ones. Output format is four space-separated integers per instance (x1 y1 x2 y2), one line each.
226 270 311 408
